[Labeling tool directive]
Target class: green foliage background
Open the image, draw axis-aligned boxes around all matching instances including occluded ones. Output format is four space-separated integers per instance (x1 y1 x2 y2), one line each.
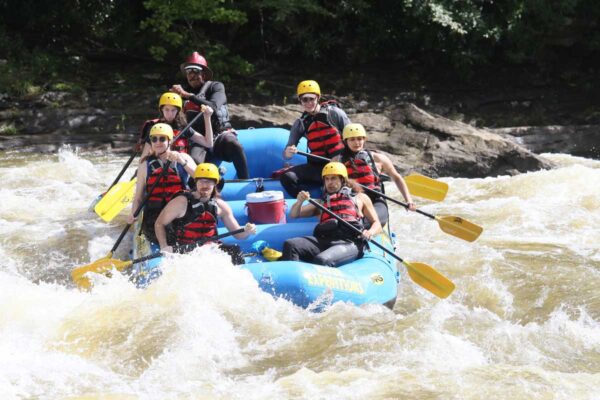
0 0 598 94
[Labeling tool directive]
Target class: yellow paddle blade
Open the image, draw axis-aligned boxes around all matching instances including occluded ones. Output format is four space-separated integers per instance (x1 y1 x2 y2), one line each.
262 247 283 261
403 261 455 298
71 256 132 290
94 178 137 222
405 174 448 202
436 215 483 242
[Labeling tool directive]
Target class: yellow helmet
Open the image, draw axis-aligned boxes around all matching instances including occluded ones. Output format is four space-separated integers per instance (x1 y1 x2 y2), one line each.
159 92 182 110
194 163 220 183
297 80 321 97
342 123 367 140
149 123 174 140
322 162 348 179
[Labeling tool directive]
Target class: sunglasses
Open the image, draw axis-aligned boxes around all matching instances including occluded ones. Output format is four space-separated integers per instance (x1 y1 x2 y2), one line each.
151 136 168 143
300 96 317 103
186 68 202 75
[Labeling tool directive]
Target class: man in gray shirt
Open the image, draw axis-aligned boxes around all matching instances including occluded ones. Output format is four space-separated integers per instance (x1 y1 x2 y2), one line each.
281 80 350 197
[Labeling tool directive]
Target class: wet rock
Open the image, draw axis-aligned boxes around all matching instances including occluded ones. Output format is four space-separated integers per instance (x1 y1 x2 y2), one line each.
491 125 600 159
380 103 554 177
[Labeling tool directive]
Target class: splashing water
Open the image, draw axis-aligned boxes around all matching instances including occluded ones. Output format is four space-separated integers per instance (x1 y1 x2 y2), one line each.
1 148 599 399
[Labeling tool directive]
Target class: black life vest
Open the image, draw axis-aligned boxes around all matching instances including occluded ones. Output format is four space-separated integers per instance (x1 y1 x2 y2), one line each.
343 149 382 192
183 81 231 133
145 157 189 210
172 192 219 245
300 104 344 159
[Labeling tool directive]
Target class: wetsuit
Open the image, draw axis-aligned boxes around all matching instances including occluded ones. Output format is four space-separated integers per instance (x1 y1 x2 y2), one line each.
171 192 245 265
281 104 350 197
183 81 249 178
342 148 388 226
282 187 365 267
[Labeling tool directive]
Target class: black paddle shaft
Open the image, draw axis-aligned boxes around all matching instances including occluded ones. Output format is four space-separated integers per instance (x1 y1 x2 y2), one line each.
109 112 203 254
107 151 138 191
357 184 435 220
307 199 405 264
296 150 391 183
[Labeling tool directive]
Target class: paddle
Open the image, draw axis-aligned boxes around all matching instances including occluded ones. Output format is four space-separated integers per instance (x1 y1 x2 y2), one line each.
72 228 246 289
307 198 455 298
357 184 482 242
93 113 203 222
88 151 138 212
295 150 448 202
93 177 137 222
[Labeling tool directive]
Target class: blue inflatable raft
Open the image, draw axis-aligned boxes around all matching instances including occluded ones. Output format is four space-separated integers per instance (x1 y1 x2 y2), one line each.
133 128 400 309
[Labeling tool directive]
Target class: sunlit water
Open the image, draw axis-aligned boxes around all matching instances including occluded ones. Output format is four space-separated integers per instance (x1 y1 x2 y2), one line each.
1 148 599 399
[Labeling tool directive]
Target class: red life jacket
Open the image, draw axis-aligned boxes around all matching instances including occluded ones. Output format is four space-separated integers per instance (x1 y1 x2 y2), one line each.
170 129 189 154
319 187 361 224
173 192 219 245
343 150 382 191
145 157 188 210
302 105 344 158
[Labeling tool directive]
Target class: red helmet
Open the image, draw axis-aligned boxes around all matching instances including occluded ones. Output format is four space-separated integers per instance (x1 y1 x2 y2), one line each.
180 51 213 80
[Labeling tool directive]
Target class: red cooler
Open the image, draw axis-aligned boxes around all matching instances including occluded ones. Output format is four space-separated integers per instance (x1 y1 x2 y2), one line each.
246 191 286 224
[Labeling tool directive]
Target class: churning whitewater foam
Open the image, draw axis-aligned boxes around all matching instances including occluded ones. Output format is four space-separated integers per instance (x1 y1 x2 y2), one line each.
1 148 599 399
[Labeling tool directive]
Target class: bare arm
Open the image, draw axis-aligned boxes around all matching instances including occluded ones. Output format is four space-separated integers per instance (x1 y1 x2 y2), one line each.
373 152 416 211
218 199 256 239
289 191 319 219
357 193 382 240
166 150 196 176
187 106 215 148
154 195 188 250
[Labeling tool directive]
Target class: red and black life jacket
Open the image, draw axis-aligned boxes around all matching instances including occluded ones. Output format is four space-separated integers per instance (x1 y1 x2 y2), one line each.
314 187 364 241
343 149 382 191
173 192 219 245
145 157 189 210
301 104 344 159
140 119 189 153
319 187 361 224
170 129 189 154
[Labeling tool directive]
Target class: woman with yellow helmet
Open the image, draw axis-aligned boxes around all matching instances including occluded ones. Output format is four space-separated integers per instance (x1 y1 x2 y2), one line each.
128 123 197 243
139 92 215 162
280 80 351 197
281 162 381 267
340 123 416 226
154 163 256 264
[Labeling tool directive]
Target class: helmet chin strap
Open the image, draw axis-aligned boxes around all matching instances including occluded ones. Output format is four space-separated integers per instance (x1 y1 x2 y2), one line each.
309 98 320 113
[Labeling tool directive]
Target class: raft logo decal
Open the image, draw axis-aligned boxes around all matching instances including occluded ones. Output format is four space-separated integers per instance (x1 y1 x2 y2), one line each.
370 274 384 285
304 271 365 294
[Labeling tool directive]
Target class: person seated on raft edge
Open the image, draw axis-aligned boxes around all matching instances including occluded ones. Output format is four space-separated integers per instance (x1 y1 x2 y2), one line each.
340 123 417 227
128 123 197 243
154 163 257 265
138 92 214 161
280 80 350 198
281 162 382 268
170 51 250 179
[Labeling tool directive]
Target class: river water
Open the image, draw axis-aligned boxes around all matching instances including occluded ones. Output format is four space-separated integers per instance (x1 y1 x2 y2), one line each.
1 148 599 399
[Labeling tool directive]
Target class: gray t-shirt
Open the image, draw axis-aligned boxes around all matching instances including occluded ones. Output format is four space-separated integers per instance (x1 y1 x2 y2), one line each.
286 105 350 147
